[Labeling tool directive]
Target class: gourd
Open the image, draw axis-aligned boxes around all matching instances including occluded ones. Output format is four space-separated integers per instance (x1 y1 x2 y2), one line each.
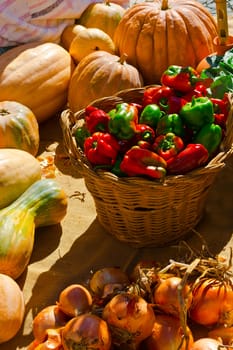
61 25 86 51
69 26 115 64
0 42 75 123
0 178 68 279
113 0 218 84
78 1 126 39
0 148 42 209
0 274 25 344
68 50 143 112
0 100 40 156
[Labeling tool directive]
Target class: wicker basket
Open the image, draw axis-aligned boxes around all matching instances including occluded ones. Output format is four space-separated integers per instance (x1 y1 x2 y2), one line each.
61 88 233 248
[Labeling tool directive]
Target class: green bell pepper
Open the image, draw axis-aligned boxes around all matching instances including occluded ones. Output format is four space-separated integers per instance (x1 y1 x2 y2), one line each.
180 96 214 130
139 104 163 129
156 113 185 138
108 102 138 140
193 123 222 157
74 125 90 149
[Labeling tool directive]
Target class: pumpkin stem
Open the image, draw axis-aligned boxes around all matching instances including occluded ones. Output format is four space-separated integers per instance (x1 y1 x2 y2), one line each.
119 53 128 64
161 0 169 10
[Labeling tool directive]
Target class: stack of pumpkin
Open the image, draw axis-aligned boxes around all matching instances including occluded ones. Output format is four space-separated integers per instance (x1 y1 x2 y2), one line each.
0 0 219 122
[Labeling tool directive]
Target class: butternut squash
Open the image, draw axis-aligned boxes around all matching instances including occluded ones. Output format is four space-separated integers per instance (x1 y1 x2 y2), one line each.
0 179 68 279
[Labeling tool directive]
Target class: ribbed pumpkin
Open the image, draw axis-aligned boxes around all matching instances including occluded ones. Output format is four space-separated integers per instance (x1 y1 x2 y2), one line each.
68 51 143 112
114 0 218 84
78 1 126 39
0 42 75 123
0 101 39 156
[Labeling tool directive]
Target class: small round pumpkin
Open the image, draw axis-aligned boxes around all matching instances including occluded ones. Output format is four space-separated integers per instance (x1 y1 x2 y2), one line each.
78 1 126 39
114 0 218 84
69 26 115 64
67 51 143 112
0 101 40 156
61 24 86 51
0 42 75 123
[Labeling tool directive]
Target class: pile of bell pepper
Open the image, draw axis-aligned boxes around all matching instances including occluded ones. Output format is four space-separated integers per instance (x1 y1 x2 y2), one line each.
74 65 230 181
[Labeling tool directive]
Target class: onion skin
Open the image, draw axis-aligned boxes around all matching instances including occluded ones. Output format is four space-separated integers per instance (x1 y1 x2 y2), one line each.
189 278 233 327
208 326 233 346
190 337 227 350
34 328 63 350
102 292 156 348
33 305 69 343
57 284 93 317
143 314 194 350
0 273 25 344
89 267 129 297
61 313 111 350
153 276 193 318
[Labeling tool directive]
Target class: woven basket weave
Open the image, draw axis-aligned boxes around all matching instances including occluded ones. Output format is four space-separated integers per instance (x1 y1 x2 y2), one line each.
61 88 233 248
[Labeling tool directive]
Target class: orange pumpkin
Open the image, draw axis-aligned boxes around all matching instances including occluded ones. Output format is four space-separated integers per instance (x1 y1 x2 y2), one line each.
0 42 75 123
68 51 143 112
0 101 39 156
114 0 218 84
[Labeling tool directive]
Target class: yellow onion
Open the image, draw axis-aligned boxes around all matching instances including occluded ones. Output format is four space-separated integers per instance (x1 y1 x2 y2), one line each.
34 328 63 350
102 292 156 348
32 304 69 343
153 276 193 318
61 313 111 350
0 273 25 343
143 314 194 350
57 284 93 317
89 267 129 297
189 278 233 327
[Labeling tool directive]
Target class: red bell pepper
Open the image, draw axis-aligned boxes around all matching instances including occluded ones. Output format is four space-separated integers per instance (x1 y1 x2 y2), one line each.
183 83 208 102
143 85 187 114
152 132 184 161
135 124 156 144
85 106 110 133
210 94 230 127
160 65 200 93
120 146 167 180
84 132 120 166
166 143 209 175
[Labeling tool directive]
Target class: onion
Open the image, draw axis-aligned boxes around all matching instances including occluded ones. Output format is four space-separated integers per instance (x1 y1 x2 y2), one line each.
34 328 63 350
57 284 93 317
143 314 194 350
189 278 233 327
61 313 111 350
153 276 193 318
89 267 129 297
0 273 25 343
102 292 156 348
208 326 233 346
190 337 227 350
33 304 69 343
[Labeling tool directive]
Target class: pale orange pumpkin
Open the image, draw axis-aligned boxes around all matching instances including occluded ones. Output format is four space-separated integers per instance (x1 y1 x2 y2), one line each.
67 51 143 112
78 0 126 39
114 0 218 84
0 101 39 156
69 26 115 64
61 24 86 51
0 42 75 123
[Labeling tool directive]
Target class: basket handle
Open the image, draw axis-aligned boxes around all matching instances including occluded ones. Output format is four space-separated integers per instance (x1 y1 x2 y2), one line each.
215 0 229 45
